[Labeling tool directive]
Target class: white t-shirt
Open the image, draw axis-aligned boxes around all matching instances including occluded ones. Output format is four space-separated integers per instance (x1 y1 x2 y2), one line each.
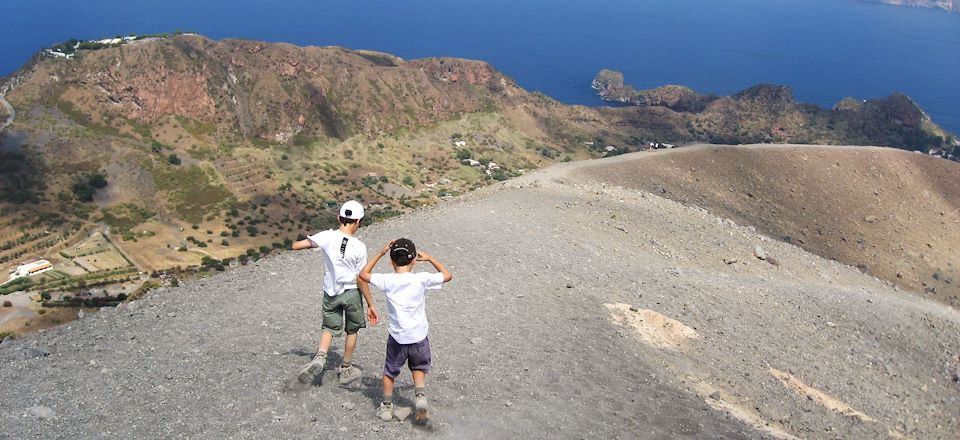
369 272 445 344
307 229 367 296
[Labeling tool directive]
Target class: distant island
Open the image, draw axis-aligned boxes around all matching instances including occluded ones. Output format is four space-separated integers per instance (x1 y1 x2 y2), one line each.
859 0 958 12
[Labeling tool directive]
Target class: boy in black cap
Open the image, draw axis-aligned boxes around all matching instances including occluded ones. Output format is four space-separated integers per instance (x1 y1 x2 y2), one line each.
358 238 452 424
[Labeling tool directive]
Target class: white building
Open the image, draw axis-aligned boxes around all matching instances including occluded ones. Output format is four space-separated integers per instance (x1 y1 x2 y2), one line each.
42 49 74 59
8 259 53 281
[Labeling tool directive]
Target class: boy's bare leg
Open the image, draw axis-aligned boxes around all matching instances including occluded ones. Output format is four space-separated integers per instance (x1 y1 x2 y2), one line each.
342 333 358 365
378 374 396 421
382 374 396 398
412 370 429 423
317 331 333 355
412 370 426 388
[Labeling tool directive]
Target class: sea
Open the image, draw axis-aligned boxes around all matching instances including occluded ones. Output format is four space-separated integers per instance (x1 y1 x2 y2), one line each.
2 0 958 134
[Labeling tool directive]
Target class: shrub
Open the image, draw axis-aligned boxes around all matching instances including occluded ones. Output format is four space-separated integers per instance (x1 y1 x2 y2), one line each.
168 154 181 165
88 173 108 189
2 300 11 307
455 149 472 161
72 182 94 202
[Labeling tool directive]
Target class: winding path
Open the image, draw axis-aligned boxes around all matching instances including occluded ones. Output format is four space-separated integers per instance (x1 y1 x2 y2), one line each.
0 94 14 132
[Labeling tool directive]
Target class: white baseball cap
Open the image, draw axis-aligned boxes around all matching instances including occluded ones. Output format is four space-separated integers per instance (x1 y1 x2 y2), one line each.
339 200 364 220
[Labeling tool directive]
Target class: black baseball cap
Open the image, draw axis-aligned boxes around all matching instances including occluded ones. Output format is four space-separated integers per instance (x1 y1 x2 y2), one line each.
390 238 416 265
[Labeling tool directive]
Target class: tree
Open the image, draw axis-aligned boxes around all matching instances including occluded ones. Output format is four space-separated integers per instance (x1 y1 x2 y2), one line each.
72 182 94 202
88 173 108 189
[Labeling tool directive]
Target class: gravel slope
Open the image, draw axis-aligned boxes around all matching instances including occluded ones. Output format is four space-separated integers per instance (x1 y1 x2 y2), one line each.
573 143 960 307
1 148 959 439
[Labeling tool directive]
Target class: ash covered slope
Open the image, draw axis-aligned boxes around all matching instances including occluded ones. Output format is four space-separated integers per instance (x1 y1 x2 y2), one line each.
1 147 959 439
575 144 960 307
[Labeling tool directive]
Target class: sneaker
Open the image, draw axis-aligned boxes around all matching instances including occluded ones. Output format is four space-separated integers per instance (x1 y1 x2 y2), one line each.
414 394 429 425
337 364 361 385
377 402 394 421
297 354 326 384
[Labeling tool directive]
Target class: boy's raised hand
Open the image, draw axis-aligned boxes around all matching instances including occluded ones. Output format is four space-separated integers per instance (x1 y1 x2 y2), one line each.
379 240 395 257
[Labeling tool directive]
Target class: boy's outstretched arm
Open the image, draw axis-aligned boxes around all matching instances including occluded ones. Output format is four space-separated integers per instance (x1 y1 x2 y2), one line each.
417 251 453 282
290 238 314 250
358 241 392 283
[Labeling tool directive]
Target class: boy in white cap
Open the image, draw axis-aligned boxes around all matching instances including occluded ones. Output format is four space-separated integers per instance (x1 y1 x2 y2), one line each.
359 238 453 424
291 200 379 385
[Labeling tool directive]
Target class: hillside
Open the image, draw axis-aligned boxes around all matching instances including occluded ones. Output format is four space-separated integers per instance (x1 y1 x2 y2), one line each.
1 146 958 439
573 144 960 307
0 34 955 313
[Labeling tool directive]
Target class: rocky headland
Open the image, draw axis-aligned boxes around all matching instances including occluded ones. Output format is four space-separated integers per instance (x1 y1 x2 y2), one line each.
592 69 956 150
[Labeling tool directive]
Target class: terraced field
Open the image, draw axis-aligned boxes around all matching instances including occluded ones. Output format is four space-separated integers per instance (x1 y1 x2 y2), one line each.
215 153 274 200
0 212 65 273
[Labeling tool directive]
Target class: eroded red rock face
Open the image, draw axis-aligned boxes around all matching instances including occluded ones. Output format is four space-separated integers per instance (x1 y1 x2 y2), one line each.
128 67 216 122
94 64 216 123
408 58 515 92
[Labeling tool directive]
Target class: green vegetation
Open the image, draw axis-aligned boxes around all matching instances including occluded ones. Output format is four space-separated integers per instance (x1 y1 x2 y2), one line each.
150 164 231 223
455 149 473 161
71 181 94 202
102 204 154 231
0 278 34 295
200 256 225 271
0 151 45 204
70 171 109 203
88 173 108 189
175 115 216 137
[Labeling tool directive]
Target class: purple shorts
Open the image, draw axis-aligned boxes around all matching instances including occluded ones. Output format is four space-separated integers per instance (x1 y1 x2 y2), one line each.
383 334 432 378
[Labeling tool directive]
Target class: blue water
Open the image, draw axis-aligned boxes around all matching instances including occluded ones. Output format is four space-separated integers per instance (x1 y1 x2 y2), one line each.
3 0 959 134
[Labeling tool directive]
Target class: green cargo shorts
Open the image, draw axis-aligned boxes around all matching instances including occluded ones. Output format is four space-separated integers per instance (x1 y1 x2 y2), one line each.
322 289 366 336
